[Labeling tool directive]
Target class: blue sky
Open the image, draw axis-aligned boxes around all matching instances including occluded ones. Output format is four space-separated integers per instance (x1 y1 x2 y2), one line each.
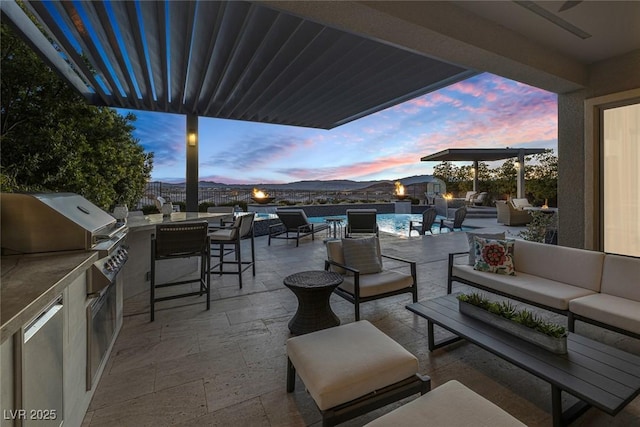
117 72 557 184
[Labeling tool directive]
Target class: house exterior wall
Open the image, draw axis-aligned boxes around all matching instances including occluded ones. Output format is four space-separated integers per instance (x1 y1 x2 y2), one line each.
558 49 640 249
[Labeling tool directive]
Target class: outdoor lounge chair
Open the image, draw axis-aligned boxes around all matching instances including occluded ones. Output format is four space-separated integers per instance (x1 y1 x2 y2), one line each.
268 209 329 247
345 209 379 237
325 236 417 320
409 208 437 235
439 207 467 232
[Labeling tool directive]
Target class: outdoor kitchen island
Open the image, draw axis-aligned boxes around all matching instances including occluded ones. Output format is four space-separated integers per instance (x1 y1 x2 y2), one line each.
122 212 226 300
1 250 117 427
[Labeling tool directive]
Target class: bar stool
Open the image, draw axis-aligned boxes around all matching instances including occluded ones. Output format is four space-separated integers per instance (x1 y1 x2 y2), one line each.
209 213 256 288
150 221 210 321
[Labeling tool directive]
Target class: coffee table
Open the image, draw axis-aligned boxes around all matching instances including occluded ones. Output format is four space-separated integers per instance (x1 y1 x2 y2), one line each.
284 271 343 335
406 295 640 427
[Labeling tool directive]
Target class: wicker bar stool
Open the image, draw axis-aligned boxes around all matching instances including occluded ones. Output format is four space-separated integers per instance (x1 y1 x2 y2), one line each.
150 221 210 321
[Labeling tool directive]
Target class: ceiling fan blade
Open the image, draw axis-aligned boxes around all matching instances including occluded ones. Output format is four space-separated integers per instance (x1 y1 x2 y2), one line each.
558 1 583 12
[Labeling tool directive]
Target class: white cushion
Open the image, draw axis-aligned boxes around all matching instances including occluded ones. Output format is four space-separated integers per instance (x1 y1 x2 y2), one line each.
513 240 605 292
365 380 525 427
339 270 414 298
452 265 596 310
510 198 531 210
286 321 418 411
599 254 640 301
342 236 382 274
570 294 640 335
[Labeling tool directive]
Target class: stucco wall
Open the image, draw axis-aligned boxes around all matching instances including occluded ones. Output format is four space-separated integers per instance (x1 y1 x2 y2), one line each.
558 49 640 249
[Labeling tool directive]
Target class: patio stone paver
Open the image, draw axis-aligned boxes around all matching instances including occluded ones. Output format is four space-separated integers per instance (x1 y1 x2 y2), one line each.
83 218 640 426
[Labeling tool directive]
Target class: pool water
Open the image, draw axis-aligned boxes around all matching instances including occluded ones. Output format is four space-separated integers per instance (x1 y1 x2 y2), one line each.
253 212 471 236
307 213 448 236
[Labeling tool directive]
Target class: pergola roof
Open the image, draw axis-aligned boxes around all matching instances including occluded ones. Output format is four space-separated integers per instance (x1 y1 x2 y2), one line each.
420 148 547 163
3 0 476 130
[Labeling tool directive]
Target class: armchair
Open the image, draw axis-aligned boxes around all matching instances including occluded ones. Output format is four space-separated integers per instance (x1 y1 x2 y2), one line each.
495 200 532 226
324 236 417 320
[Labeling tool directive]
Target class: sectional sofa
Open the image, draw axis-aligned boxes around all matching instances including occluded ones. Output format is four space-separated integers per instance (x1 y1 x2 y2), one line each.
448 238 640 339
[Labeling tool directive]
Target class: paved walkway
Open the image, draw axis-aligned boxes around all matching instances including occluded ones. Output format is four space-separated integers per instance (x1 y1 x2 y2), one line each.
83 219 640 426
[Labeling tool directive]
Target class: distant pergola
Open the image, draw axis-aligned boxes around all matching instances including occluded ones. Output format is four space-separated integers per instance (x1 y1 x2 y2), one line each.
420 148 546 198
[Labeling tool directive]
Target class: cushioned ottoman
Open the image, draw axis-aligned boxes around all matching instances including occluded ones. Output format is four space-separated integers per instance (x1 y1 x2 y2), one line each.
286 320 429 427
364 380 526 426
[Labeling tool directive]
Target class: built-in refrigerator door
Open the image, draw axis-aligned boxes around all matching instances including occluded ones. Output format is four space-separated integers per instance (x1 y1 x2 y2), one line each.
22 298 64 427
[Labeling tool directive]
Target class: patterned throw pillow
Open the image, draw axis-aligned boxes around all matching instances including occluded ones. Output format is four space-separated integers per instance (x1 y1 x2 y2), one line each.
342 236 382 275
466 232 506 265
473 236 516 275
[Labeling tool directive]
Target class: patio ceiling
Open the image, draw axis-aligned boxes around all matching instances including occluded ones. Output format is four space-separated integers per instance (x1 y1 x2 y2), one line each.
1 0 475 130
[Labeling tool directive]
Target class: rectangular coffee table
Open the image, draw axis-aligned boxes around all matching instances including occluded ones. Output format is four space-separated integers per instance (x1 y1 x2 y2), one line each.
407 295 640 427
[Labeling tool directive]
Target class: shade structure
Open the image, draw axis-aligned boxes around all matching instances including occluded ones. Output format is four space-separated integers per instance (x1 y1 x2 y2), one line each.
420 148 546 162
421 148 547 198
2 0 476 130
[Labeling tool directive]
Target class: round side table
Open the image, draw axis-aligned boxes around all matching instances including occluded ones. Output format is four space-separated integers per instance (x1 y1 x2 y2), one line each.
283 270 343 335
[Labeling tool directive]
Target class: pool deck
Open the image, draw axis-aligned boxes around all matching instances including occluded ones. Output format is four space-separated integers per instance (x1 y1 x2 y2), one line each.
82 217 640 427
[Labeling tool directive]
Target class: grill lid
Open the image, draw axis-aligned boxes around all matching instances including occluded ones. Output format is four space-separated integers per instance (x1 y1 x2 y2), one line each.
1 192 119 254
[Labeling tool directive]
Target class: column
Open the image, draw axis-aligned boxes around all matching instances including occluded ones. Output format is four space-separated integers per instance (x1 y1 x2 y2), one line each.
186 114 198 212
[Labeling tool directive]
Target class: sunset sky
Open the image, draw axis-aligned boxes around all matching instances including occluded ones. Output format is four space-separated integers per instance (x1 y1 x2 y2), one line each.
117 72 557 184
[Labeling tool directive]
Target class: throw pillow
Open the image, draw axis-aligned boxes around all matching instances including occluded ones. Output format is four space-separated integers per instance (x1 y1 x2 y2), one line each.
466 232 506 265
342 236 382 275
473 236 516 276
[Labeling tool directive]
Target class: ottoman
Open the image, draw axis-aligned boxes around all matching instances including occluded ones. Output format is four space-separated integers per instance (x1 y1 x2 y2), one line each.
364 380 526 426
286 320 429 427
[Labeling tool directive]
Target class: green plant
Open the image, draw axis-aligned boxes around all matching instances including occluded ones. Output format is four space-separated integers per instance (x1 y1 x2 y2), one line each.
519 211 556 242
457 293 567 338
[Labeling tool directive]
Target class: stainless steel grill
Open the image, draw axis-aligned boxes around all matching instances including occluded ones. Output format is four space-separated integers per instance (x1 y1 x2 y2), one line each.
1 192 128 296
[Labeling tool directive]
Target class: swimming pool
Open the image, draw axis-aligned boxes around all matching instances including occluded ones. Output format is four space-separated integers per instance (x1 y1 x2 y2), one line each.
307 213 446 236
253 212 471 236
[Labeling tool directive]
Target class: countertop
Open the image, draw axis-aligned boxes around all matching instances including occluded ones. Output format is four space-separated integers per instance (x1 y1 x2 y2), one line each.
126 212 226 232
1 251 98 344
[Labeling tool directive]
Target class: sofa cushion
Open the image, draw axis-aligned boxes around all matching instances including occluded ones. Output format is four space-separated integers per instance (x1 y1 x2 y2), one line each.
510 198 531 210
513 240 605 292
339 269 415 298
599 254 640 302
342 236 382 274
286 320 418 411
364 380 525 427
452 265 596 310
326 239 347 275
466 232 506 265
473 237 516 276
569 294 640 335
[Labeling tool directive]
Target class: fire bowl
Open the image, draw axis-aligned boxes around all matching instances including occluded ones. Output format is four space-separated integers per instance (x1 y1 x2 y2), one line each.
251 197 275 204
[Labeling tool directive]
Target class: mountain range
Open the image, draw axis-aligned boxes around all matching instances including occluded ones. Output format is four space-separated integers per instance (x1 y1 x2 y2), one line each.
151 175 440 191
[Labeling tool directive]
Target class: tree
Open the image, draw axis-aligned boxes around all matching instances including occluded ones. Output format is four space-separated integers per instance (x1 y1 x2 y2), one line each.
0 24 153 210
